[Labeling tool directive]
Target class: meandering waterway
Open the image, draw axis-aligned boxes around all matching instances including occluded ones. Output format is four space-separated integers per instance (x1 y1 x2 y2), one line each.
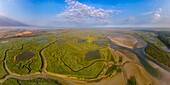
106 33 170 83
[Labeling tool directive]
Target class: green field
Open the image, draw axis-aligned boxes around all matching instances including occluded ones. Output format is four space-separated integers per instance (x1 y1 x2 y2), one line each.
2 78 61 85
105 65 117 76
0 29 118 84
145 42 170 67
42 30 112 78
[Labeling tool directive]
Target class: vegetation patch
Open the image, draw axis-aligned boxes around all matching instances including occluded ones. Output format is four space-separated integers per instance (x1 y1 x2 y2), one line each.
118 56 123 63
105 65 117 76
157 31 170 48
43 31 110 79
127 76 137 85
145 42 170 67
0 62 7 79
3 78 62 85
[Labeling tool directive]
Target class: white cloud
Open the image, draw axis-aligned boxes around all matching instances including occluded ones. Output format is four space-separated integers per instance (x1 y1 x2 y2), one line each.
153 13 161 20
126 17 136 21
143 8 162 20
153 8 162 20
57 0 121 25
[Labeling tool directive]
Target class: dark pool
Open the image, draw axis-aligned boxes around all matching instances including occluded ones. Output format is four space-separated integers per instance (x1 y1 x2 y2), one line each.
77 39 86 43
16 51 35 61
57 40 66 43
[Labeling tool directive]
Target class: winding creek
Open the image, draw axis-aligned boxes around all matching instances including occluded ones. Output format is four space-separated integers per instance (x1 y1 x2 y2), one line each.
106 34 170 78
0 42 74 85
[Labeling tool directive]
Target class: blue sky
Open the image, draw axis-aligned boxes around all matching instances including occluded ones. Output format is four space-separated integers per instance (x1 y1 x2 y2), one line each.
0 0 170 27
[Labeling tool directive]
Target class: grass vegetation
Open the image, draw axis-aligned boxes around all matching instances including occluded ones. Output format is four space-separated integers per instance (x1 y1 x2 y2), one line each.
0 40 16 78
43 31 111 78
127 76 137 85
105 65 117 76
0 29 118 84
2 78 61 85
118 56 123 63
4 33 59 74
157 31 170 48
145 42 170 67
0 62 7 79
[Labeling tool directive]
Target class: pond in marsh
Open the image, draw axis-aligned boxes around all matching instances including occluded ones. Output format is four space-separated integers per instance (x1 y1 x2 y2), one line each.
16 51 35 61
25 38 33 40
72 36 78 38
57 40 66 43
38 40 49 43
95 41 106 46
77 39 86 43
85 50 101 61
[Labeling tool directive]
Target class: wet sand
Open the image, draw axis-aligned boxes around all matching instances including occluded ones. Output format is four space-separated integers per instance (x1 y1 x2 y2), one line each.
148 61 170 85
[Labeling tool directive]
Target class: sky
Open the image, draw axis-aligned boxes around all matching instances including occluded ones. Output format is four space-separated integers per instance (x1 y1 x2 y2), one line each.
0 0 170 27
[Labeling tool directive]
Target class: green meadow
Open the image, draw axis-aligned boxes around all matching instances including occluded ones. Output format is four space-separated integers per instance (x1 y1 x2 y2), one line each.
0 30 116 80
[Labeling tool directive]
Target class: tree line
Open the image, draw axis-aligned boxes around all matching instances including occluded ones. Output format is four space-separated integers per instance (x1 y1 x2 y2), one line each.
157 31 170 48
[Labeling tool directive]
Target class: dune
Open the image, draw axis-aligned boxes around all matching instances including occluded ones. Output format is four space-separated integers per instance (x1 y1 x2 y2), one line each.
15 31 32 36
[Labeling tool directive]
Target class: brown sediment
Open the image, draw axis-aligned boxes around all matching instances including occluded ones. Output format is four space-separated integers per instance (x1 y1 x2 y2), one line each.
108 33 138 49
13 56 16 62
15 31 32 36
147 61 170 85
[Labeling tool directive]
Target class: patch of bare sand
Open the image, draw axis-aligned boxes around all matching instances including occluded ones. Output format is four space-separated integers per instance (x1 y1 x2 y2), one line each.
74 73 125 85
15 31 32 36
148 61 170 85
124 63 158 85
96 73 125 85
109 35 138 49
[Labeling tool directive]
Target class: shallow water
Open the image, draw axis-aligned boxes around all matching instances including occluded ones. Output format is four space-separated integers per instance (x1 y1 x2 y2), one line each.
57 40 66 43
38 40 49 43
106 35 165 77
72 36 77 38
25 38 33 40
95 41 106 46
77 39 86 43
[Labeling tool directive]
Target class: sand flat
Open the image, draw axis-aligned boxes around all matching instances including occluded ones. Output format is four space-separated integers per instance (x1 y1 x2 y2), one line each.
124 63 157 85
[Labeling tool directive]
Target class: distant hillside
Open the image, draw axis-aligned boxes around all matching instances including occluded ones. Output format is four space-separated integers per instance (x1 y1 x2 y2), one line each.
0 15 28 26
